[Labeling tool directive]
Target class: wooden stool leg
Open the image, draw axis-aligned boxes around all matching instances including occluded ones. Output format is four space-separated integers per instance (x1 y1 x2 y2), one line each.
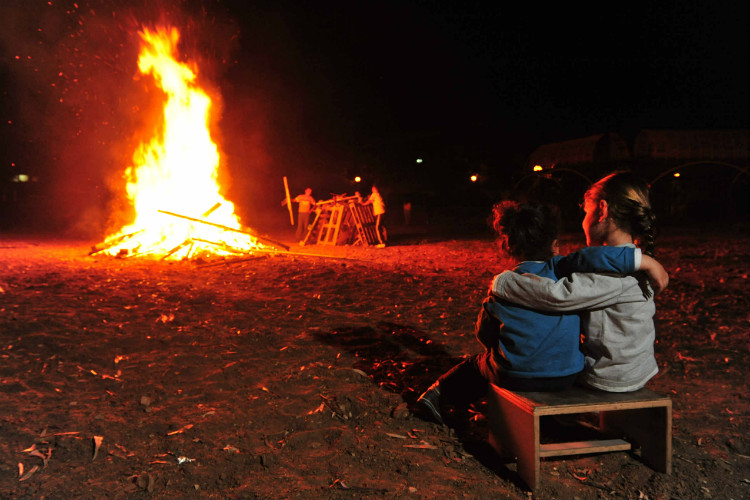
488 391 540 490
600 405 672 474
514 414 540 491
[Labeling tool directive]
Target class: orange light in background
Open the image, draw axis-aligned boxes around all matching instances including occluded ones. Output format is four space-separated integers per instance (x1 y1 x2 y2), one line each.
673 172 681 178
533 165 543 172
470 174 478 182
354 176 361 183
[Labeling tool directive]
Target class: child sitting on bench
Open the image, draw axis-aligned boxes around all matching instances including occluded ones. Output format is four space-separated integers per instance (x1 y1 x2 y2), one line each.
416 200 667 425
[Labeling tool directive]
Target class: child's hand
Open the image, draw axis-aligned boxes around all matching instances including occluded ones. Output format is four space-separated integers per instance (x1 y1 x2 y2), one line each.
639 255 669 294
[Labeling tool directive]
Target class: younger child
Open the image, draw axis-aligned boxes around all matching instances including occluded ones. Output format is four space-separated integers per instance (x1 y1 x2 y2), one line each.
416 201 665 425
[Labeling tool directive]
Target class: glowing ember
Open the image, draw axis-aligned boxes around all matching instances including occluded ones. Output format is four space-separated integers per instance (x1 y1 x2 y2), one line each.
98 26 262 259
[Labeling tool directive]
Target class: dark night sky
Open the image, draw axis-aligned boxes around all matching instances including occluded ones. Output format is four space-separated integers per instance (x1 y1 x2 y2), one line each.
220 2 749 149
0 0 748 233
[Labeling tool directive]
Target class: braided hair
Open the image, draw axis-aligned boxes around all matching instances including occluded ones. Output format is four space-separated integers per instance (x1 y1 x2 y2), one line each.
490 201 560 261
584 171 657 256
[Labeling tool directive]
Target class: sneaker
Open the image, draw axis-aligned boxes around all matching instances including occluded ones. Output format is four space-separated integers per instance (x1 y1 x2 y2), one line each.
416 384 445 426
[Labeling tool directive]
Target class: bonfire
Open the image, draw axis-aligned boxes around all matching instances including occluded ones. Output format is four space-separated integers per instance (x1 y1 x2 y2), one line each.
93 26 269 260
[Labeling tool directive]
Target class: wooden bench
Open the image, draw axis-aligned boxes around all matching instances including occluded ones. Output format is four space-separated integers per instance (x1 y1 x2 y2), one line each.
487 384 672 491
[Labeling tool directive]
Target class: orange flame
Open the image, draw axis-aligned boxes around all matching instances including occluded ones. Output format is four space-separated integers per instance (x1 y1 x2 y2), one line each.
100 26 261 259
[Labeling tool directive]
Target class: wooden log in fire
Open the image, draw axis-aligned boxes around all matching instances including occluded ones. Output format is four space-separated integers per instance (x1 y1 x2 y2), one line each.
161 240 191 260
157 210 290 251
202 202 222 217
196 247 368 268
191 237 260 256
88 229 145 256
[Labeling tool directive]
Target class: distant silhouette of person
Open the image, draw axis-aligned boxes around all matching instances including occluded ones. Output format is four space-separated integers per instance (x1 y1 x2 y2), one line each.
362 186 386 247
403 201 412 225
282 187 316 242
667 176 687 219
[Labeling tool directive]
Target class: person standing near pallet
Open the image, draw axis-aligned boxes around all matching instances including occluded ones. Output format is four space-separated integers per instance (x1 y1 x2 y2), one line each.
282 187 316 243
361 186 386 248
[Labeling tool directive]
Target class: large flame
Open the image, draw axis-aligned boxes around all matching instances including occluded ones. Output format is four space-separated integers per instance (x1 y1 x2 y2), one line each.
99 26 261 259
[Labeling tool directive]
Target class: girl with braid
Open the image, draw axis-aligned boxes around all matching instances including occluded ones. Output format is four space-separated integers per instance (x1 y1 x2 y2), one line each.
492 171 666 392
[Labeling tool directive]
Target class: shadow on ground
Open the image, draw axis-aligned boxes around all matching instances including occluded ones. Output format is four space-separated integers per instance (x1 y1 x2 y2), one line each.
314 321 523 487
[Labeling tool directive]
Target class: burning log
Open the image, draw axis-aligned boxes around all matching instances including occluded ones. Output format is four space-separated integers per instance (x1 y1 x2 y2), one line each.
196 247 368 268
157 210 289 251
202 202 222 217
190 237 259 256
185 241 196 259
161 241 191 260
89 230 145 256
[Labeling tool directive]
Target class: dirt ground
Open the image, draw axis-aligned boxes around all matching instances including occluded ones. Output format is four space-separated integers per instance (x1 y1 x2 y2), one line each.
1 228 748 500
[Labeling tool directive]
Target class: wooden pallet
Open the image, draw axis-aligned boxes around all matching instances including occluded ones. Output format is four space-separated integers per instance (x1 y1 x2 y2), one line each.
347 200 380 245
316 204 345 245
302 197 378 246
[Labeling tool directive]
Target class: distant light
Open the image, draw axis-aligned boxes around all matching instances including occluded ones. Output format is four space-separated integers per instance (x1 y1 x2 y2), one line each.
354 176 361 183
533 165 543 172
673 172 681 178
12 174 29 183
416 158 423 164
470 174 478 182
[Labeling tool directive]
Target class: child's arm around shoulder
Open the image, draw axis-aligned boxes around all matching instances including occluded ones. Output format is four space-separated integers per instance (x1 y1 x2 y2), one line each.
553 245 637 277
638 254 669 294
491 271 639 311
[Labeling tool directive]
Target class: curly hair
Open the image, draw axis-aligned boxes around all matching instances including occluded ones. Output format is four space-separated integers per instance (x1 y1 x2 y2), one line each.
490 201 560 261
584 171 656 256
